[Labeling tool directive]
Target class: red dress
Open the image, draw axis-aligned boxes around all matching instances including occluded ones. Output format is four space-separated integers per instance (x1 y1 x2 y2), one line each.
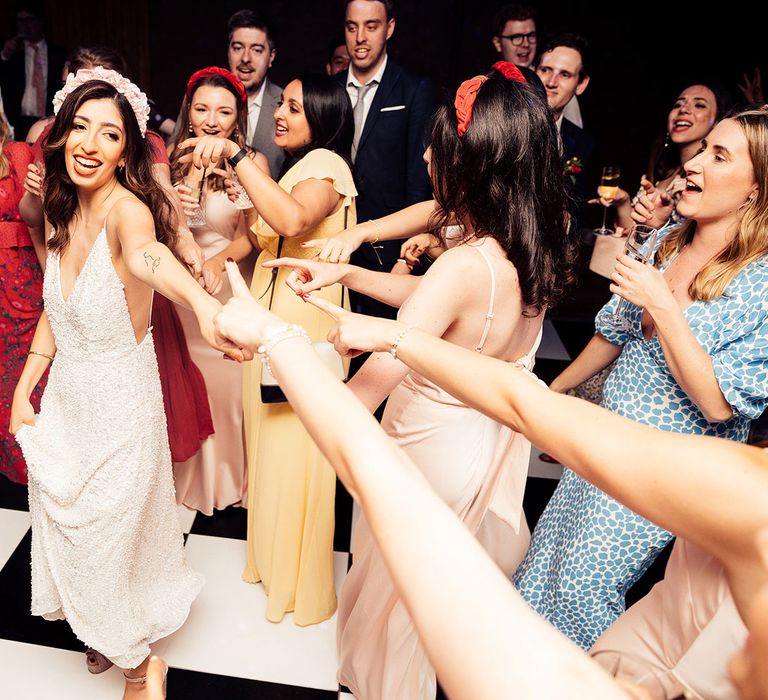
0 141 46 484
30 125 213 463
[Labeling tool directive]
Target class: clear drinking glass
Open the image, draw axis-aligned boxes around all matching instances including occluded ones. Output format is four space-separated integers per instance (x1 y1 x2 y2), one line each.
606 224 658 333
227 165 254 210
184 168 207 227
595 166 621 236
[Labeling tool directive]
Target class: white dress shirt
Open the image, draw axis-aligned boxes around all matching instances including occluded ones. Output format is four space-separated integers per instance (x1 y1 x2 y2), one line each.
346 54 388 131
21 39 47 117
246 79 267 145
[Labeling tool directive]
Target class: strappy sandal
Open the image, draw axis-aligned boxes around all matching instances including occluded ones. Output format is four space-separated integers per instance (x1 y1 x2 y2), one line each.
85 647 114 674
124 657 169 697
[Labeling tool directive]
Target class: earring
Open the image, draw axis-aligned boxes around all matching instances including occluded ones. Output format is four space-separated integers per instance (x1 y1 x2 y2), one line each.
188 122 193 134
663 132 670 149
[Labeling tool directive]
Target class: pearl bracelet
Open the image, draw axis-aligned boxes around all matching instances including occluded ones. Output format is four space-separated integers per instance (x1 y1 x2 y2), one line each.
258 324 311 378
389 324 416 360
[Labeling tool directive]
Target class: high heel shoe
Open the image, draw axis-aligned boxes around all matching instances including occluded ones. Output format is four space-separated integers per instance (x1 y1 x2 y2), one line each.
85 647 114 674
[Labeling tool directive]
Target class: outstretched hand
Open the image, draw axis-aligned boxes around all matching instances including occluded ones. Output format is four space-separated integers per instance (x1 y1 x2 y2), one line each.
214 260 285 351
177 136 239 170
306 295 407 358
631 178 674 229
300 226 369 263
262 257 349 296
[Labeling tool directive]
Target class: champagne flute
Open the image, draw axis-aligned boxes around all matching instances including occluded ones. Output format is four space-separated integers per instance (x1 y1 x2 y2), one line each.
607 224 658 333
184 166 207 227
594 166 621 236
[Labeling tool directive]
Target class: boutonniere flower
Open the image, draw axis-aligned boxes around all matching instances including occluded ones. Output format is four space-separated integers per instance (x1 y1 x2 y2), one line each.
563 156 583 185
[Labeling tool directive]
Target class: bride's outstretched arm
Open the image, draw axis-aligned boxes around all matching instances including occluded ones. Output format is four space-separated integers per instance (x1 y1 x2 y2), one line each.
112 198 244 361
213 261 626 700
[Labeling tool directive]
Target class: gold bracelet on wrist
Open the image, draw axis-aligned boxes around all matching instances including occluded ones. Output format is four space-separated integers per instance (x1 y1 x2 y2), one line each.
29 350 55 362
368 219 382 244
389 324 416 360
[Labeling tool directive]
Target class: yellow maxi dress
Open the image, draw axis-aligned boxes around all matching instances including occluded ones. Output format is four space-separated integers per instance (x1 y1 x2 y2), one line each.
242 148 356 626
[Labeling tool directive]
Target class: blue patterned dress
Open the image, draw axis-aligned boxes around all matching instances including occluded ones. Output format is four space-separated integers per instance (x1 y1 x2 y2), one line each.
513 229 768 649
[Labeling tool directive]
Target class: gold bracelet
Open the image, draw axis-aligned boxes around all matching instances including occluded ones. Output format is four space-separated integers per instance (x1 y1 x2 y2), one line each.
368 219 382 244
29 350 55 362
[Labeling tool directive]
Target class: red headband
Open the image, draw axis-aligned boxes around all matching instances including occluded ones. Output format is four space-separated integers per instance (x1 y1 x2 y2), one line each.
455 61 528 137
186 66 247 103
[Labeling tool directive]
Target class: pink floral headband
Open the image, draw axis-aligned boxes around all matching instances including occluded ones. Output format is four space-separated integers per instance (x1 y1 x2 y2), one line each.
52 66 150 137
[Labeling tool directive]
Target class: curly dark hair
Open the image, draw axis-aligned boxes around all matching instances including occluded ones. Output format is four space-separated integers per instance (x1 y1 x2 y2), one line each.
429 69 575 314
43 80 177 253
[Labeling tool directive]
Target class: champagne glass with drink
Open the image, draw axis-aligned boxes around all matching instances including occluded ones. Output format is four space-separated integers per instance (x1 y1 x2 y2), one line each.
595 166 621 236
607 223 658 333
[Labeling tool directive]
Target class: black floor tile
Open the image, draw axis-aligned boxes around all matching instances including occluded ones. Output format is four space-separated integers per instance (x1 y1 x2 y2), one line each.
0 531 85 653
189 505 248 540
0 477 29 512
334 479 353 553
167 668 338 699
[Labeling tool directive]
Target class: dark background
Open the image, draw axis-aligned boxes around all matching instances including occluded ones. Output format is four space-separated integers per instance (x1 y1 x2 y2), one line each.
2 0 766 196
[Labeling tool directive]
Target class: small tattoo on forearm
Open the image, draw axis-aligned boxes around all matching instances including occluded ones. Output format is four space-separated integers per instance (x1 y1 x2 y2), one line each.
144 252 161 274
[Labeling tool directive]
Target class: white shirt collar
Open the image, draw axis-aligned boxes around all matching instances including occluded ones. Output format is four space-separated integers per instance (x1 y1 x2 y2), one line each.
348 53 388 88
556 114 564 134
248 79 267 109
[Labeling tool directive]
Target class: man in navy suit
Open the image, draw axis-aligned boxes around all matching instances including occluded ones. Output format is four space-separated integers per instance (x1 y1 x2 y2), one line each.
536 34 594 214
340 0 434 318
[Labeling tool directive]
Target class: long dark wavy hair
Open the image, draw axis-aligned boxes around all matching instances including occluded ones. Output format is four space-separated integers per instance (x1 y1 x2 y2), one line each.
169 73 248 190
44 81 176 253
647 82 732 184
429 69 575 314
279 73 354 177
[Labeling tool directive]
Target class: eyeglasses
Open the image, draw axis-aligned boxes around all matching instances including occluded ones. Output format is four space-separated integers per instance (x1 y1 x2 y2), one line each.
497 31 537 46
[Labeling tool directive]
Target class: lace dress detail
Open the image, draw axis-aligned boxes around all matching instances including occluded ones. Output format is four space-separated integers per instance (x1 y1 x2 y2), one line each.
15 228 203 668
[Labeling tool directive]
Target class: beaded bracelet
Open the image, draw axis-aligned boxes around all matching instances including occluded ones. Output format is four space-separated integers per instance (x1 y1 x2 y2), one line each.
257 324 311 378
389 324 416 360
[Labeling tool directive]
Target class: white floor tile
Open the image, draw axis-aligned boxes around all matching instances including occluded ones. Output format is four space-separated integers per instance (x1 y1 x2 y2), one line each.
176 503 197 534
0 508 31 568
162 533 346 690
0 638 125 699
528 446 564 480
536 319 571 361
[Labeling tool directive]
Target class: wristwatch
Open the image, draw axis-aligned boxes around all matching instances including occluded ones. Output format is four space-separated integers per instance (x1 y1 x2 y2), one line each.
227 147 248 168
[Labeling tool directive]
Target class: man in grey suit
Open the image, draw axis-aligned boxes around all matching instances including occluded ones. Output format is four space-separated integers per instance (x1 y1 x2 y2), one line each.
226 9 284 178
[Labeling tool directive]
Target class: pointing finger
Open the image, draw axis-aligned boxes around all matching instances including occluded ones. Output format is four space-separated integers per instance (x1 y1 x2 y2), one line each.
225 259 251 299
305 294 345 320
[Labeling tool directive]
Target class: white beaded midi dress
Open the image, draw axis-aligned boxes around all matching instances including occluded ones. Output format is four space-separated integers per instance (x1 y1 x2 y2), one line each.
15 227 203 668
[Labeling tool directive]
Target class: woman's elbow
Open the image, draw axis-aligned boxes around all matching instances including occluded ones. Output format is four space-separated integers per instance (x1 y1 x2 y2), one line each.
703 405 734 424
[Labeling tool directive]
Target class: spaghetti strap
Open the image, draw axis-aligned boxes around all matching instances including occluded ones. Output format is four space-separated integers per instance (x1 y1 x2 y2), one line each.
475 246 497 353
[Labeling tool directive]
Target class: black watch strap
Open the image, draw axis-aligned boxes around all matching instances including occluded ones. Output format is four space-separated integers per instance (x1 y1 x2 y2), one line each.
227 148 248 168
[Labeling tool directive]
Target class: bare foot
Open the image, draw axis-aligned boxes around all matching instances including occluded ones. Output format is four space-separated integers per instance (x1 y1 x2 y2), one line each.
122 656 167 699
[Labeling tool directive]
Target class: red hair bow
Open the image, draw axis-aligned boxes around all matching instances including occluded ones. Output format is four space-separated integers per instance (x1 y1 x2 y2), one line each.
490 61 528 84
187 66 247 103
455 75 488 137
455 61 529 137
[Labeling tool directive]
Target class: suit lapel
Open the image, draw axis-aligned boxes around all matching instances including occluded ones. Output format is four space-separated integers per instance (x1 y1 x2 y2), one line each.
357 62 401 156
252 79 279 149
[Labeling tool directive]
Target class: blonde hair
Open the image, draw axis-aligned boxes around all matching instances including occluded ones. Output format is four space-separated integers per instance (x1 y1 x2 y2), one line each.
0 116 9 180
656 109 768 301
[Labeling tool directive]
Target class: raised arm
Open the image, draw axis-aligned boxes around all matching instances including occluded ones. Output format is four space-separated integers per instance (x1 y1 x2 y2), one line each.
306 199 438 263
212 262 626 700
112 198 243 361
316 309 768 616
179 136 341 238
610 254 735 422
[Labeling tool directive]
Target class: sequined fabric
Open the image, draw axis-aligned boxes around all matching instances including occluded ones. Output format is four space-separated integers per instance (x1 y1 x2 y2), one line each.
15 228 203 668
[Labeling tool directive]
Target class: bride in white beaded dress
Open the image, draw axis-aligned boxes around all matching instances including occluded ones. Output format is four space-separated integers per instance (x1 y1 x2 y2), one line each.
8 69 238 697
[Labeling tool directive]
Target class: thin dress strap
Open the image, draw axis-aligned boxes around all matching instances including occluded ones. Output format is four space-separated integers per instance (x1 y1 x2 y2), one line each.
474 245 496 353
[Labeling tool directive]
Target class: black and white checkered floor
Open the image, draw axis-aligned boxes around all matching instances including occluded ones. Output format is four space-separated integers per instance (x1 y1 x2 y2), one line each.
0 320 576 700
